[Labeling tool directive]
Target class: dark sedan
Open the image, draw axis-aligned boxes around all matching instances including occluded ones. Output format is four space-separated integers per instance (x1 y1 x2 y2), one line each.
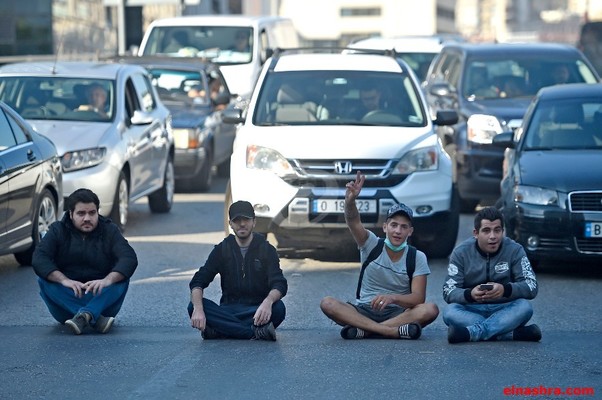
0 101 63 265
493 83 602 264
114 56 237 191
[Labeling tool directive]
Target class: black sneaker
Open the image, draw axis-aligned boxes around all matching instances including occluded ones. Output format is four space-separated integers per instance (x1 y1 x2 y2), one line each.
447 326 471 344
65 312 91 335
513 324 542 342
201 325 221 340
253 322 277 341
398 322 422 340
340 325 365 339
94 315 115 334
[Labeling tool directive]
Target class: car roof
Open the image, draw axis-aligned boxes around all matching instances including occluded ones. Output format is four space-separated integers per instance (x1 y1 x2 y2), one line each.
147 15 288 28
349 36 445 53
441 42 583 56
0 61 144 79
272 53 405 73
536 82 602 100
112 56 213 72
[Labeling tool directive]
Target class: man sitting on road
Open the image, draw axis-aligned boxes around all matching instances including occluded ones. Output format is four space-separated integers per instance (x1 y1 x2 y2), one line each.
188 201 288 341
33 188 138 335
442 207 541 343
320 171 439 340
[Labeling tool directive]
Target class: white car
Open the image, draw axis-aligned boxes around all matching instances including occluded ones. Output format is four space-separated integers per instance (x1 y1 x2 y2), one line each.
223 50 460 258
0 61 175 230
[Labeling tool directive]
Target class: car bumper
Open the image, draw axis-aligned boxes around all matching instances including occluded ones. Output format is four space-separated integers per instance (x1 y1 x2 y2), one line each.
505 203 602 261
63 163 120 216
456 145 504 201
174 147 208 180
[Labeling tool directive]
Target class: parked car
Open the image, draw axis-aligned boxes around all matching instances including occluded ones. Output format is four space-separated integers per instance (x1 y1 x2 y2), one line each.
424 43 600 211
223 48 460 258
113 56 237 191
493 83 602 264
0 101 63 265
348 35 463 83
0 61 175 231
138 15 299 99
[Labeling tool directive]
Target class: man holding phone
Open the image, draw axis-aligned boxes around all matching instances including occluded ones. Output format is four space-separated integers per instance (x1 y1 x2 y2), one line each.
442 207 541 343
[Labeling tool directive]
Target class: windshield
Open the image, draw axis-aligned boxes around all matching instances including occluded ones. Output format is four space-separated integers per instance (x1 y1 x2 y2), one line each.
142 26 253 65
462 57 599 100
523 98 602 150
0 77 115 122
253 70 427 127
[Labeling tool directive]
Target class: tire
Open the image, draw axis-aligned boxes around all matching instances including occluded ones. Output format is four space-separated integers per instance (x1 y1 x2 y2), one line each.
216 157 230 178
413 189 460 259
185 148 213 192
223 179 233 236
14 189 58 266
149 157 175 213
110 172 129 231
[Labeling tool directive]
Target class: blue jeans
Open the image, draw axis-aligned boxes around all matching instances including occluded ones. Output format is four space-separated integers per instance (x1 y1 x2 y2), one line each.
443 299 533 341
187 299 286 339
38 278 129 324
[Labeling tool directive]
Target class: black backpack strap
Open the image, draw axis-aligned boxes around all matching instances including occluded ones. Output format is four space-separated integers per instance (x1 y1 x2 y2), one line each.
406 245 416 287
356 238 385 299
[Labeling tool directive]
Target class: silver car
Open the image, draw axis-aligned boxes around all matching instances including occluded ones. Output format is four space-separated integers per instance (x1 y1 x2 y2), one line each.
0 61 175 230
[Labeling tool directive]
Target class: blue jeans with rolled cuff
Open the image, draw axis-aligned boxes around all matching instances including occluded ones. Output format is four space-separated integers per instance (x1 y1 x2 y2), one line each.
187 298 286 339
443 299 533 341
38 278 129 325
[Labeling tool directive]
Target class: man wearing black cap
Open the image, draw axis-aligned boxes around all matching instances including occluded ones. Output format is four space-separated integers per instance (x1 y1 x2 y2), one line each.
320 172 439 340
188 200 288 341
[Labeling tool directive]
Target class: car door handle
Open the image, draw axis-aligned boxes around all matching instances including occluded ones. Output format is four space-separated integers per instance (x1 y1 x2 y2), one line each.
27 149 37 161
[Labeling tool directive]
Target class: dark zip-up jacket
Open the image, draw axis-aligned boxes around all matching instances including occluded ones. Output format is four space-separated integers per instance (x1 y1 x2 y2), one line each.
189 233 287 305
442 237 537 304
32 213 138 282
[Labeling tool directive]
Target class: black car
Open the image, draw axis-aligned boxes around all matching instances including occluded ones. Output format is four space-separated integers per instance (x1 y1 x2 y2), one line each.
424 43 600 211
0 101 63 265
493 83 602 264
114 56 237 191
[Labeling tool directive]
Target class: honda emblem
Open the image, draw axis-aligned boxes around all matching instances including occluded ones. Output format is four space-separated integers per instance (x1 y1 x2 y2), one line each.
334 161 352 174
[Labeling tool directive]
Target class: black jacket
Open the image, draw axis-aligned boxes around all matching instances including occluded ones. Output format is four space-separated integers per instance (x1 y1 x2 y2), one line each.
32 213 138 282
189 233 287 305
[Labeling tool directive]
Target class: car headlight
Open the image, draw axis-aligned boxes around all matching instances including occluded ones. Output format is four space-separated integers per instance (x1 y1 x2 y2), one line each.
173 128 203 149
467 114 503 144
393 146 438 174
513 185 559 206
246 145 295 177
61 148 106 172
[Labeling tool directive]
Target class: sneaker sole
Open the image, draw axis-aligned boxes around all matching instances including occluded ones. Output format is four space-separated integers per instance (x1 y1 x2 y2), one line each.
95 317 115 334
65 320 83 335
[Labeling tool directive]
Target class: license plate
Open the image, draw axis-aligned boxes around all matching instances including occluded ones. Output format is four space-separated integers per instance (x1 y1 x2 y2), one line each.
312 199 377 214
584 222 602 238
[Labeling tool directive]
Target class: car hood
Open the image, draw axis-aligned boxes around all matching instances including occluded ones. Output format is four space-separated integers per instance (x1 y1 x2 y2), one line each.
29 120 111 154
517 150 602 192
463 98 532 120
238 125 438 159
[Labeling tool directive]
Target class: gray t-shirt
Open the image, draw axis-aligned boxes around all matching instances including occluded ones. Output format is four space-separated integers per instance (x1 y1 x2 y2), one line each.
357 231 430 305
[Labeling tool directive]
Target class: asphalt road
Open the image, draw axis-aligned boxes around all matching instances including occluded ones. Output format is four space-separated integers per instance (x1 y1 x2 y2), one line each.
0 177 600 400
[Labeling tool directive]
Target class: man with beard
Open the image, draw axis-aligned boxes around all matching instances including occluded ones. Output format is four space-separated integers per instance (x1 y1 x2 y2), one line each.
442 207 540 343
320 172 439 340
188 201 287 341
33 188 138 335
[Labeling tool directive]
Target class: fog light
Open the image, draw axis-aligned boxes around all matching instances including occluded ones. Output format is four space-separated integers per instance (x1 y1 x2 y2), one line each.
415 205 433 215
254 204 270 213
526 235 539 251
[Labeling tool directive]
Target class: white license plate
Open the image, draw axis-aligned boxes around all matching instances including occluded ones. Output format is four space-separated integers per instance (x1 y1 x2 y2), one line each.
584 222 602 238
312 199 377 214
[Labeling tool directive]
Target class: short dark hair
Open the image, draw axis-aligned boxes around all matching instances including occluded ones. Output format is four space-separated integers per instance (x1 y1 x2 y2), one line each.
67 188 100 212
474 207 504 231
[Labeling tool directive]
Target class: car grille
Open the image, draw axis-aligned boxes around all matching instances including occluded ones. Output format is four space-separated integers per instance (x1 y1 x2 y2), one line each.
575 238 602 253
284 159 406 188
569 191 602 212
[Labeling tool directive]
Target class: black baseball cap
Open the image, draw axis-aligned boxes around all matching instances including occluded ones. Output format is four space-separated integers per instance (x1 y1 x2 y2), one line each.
229 200 255 220
386 203 413 222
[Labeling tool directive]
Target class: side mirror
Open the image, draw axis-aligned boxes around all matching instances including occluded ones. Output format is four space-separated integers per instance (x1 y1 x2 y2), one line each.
429 82 455 97
131 110 153 126
222 108 244 124
492 131 515 149
433 110 458 126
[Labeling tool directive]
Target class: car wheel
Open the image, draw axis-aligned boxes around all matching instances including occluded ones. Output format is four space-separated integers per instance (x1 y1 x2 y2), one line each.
110 172 129 231
223 179 233 236
216 157 230 178
149 157 175 213
413 189 460 259
14 189 58 266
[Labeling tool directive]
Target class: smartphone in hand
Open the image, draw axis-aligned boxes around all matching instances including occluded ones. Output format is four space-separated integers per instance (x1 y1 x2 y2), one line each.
479 284 494 291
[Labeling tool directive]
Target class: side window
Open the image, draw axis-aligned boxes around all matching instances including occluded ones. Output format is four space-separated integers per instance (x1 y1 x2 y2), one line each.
124 78 138 121
6 111 29 144
432 52 451 81
0 108 17 150
446 55 462 89
130 73 156 113
260 29 269 62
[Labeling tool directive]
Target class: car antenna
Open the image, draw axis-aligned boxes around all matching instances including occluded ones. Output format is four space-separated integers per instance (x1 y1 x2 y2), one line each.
52 35 64 75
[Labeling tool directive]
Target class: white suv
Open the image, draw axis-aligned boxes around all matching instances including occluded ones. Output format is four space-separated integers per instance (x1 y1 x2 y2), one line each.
223 49 459 258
